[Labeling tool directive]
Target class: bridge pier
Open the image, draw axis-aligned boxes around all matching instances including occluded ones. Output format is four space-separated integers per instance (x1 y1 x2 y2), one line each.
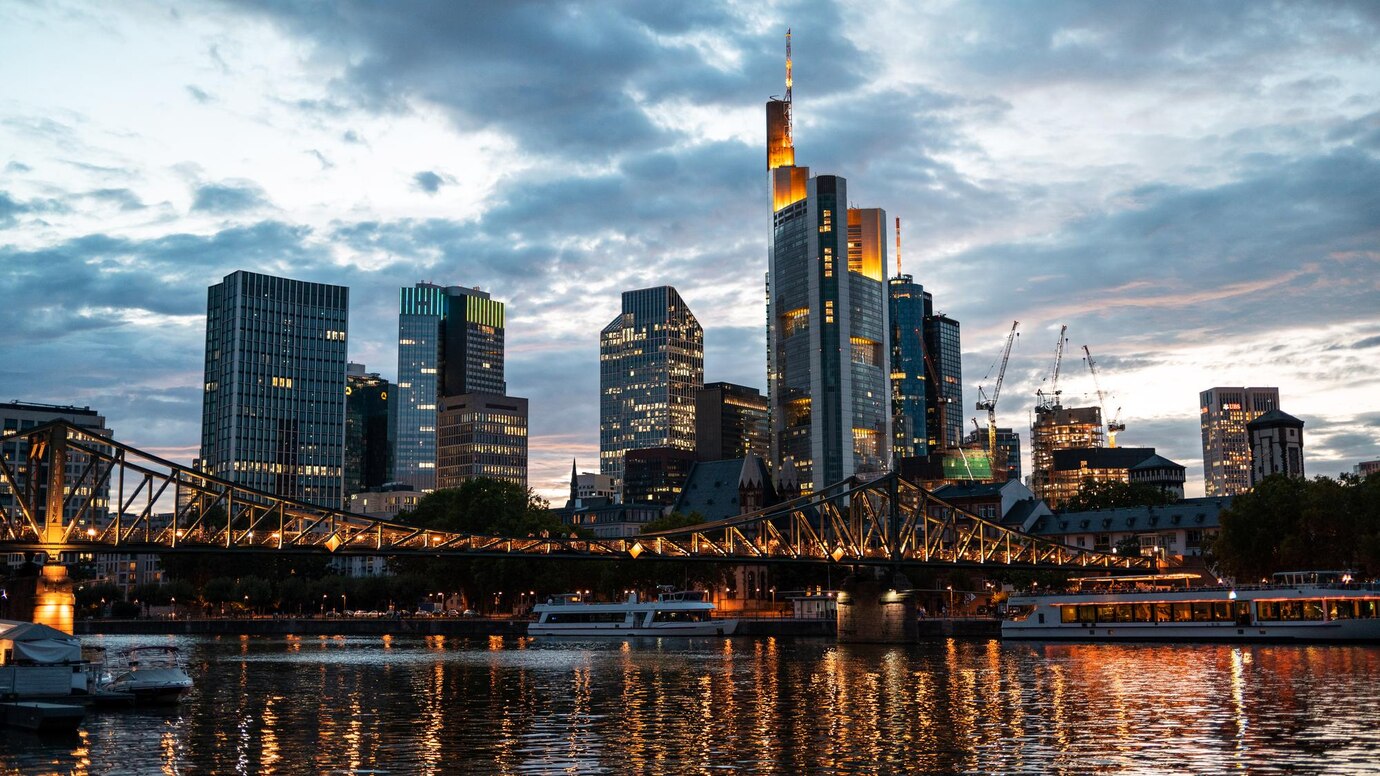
836 570 917 644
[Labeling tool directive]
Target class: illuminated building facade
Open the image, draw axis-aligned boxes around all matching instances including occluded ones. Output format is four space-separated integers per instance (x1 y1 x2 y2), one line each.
696 382 770 462
623 446 698 506
1045 447 1185 509
923 311 963 451
599 286 703 488
888 275 929 459
1029 405 1104 504
1200 386 1279 496
963 426 1022 482
0 401 113 529
436 393 528 488
395 283 506 491
345 364 394 497
1247 409 1305 486
200 271 348 508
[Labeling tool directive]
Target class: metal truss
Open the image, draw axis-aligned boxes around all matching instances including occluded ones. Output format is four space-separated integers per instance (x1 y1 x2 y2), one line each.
0 421 1151 572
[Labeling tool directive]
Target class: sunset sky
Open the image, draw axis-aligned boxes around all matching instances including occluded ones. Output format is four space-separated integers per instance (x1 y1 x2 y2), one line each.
3 1 1378 501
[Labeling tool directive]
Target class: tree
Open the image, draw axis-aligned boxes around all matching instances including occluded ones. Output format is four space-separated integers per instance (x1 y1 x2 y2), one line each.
1113 536 1144 557
1062 479 1174 512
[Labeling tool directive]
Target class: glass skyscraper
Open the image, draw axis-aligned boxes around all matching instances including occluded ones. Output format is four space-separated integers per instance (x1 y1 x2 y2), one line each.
345 363 394 497
199 270 349 508
599 286 703 487
1200 386 1279 496
888 274 929 459
394 283 506 491
923 308 963 452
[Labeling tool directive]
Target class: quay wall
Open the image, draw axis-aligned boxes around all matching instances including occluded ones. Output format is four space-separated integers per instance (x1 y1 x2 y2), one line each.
76 617 837 638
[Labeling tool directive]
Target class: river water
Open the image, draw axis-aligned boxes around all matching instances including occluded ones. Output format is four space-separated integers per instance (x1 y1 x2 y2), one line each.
1 634 1377 774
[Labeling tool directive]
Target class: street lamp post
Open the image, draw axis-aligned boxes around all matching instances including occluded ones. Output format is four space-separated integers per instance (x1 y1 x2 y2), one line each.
947 585 954 617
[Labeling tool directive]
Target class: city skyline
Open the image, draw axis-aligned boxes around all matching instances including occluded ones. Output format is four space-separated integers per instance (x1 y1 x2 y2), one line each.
2 2 1379 503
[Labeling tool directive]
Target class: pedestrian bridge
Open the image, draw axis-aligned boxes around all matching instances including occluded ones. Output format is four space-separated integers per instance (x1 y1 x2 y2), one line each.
0 421 1151 572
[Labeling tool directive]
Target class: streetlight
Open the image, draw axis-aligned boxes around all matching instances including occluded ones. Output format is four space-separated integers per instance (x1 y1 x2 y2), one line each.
947 585 954 616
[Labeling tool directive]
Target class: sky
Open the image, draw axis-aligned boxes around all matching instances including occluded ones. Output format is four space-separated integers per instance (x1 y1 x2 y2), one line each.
2 0 1378 503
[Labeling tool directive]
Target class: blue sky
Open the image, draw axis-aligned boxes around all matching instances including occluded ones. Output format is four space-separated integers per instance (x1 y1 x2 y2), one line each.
2 0 1378 500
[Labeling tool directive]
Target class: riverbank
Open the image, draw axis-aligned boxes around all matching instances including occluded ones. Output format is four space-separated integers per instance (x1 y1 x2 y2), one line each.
75 617 842 638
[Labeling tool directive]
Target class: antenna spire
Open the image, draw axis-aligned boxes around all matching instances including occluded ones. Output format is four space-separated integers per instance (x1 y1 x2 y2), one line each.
895 216 902 276
785 29 793 142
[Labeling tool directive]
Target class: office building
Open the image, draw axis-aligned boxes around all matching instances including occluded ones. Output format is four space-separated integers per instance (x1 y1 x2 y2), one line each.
345 364 394 497
436 393 528 488
1043 447 1185 508
623 446 698 506
1247 409 1305 485
766 60 891 491
923 310 962 452
566 462 617 505
696 383 770 462
200 271 348 508
1029 405 1104 504
395 283 506 491
599 286 703 487
888 274 929 459
1357 460 1380 478
0 401 113 527
963 427 1022 482
1199 387 1280 496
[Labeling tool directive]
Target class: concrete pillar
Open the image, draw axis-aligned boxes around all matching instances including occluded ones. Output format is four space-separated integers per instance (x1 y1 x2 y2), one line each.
836 570 917 643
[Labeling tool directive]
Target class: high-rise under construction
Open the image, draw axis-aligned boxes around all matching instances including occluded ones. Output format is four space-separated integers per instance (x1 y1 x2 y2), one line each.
1029 404 1104 503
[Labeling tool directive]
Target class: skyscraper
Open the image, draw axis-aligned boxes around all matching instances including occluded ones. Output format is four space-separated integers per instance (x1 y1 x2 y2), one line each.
599 286 704 487
200 270 348 508
1 401 113 527
888 273 929 459
766 47 891 492
696 382 770 462
923 309 962 452
345 363 394 497
963 426 1022 482
437 393 528 488
1029 405 1104 503
1200 386 1280 496
394 283 506 491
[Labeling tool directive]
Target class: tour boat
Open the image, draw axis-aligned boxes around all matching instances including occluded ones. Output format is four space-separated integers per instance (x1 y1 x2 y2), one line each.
104 646 194 703
0 620 87 699
1003 571 1380 642
529 590 739 637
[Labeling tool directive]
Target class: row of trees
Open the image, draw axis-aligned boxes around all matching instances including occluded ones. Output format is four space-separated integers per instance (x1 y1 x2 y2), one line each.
1212 473 1380 580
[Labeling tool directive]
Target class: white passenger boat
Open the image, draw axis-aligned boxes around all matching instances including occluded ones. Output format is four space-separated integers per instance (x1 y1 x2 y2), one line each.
529 590 738 637
104 646 193 703
1003 571 1380 642
0 620 87 699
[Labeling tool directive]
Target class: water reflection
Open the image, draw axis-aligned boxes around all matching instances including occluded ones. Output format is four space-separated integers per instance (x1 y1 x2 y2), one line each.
2 636 1378 774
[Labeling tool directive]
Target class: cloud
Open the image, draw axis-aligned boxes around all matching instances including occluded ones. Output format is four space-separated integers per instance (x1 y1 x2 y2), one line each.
5 161 31 173
190 180 271 213
0 190 68 228
83 188 145 211
411 170 446 194
185 84 214 103
308 149 334 169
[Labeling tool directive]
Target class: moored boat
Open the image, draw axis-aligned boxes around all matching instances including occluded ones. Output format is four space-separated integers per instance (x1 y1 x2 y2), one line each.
104 646 194 704
529 590 738 637
1003 571 1380 642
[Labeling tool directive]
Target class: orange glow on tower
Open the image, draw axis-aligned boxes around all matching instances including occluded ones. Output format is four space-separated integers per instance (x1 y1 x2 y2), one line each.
768 29 806 210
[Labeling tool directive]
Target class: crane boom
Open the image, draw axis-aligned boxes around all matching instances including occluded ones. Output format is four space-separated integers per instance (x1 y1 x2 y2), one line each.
975 321 1019 471
1083 344 1126 447
1037 324 1068 409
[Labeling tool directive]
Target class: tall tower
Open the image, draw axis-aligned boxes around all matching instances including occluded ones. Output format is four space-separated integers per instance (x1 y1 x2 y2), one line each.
888 219 929 460
394 283 506 491
200 270 349 508
766 36 891 491
923 307 963 452
1200 386 1279 496
599 286 704 488
1247 409 1305 486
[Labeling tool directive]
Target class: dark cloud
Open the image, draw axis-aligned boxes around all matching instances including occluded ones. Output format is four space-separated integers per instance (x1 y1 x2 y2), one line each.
5 161 31 173
83 188 145 210
1353 335 1380 350
412 170 445 194
185 84 214 103
0 190 68 228
190 180 270 213
342 129 364 144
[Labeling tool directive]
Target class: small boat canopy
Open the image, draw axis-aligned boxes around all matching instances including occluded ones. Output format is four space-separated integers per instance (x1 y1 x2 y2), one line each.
0 620 82 665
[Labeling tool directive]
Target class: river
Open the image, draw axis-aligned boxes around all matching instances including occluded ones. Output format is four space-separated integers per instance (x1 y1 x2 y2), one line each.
2 634 1377 774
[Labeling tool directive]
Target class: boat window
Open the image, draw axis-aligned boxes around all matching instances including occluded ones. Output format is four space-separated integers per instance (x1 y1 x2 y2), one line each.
652 610 709 623
543 612 628 624
1095 605 1116 623
1329 600 1356 620
1172 603 1193 622
1212 602 1232 622
1060 606 1078 623
1154 602 1171 623
1191 603 1212 622
1078 605 1096 622
1133 603 1153 623
1361 601 1379 619
1115 604 1133 623
1302 600 1324 621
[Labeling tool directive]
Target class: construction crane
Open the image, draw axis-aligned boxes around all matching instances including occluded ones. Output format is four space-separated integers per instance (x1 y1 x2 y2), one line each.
975 320 1019 464
1036 324 1068 410
1082 345 1126 447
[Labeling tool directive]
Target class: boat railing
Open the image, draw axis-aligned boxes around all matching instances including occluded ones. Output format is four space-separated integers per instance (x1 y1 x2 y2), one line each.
1019 581 1380 597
